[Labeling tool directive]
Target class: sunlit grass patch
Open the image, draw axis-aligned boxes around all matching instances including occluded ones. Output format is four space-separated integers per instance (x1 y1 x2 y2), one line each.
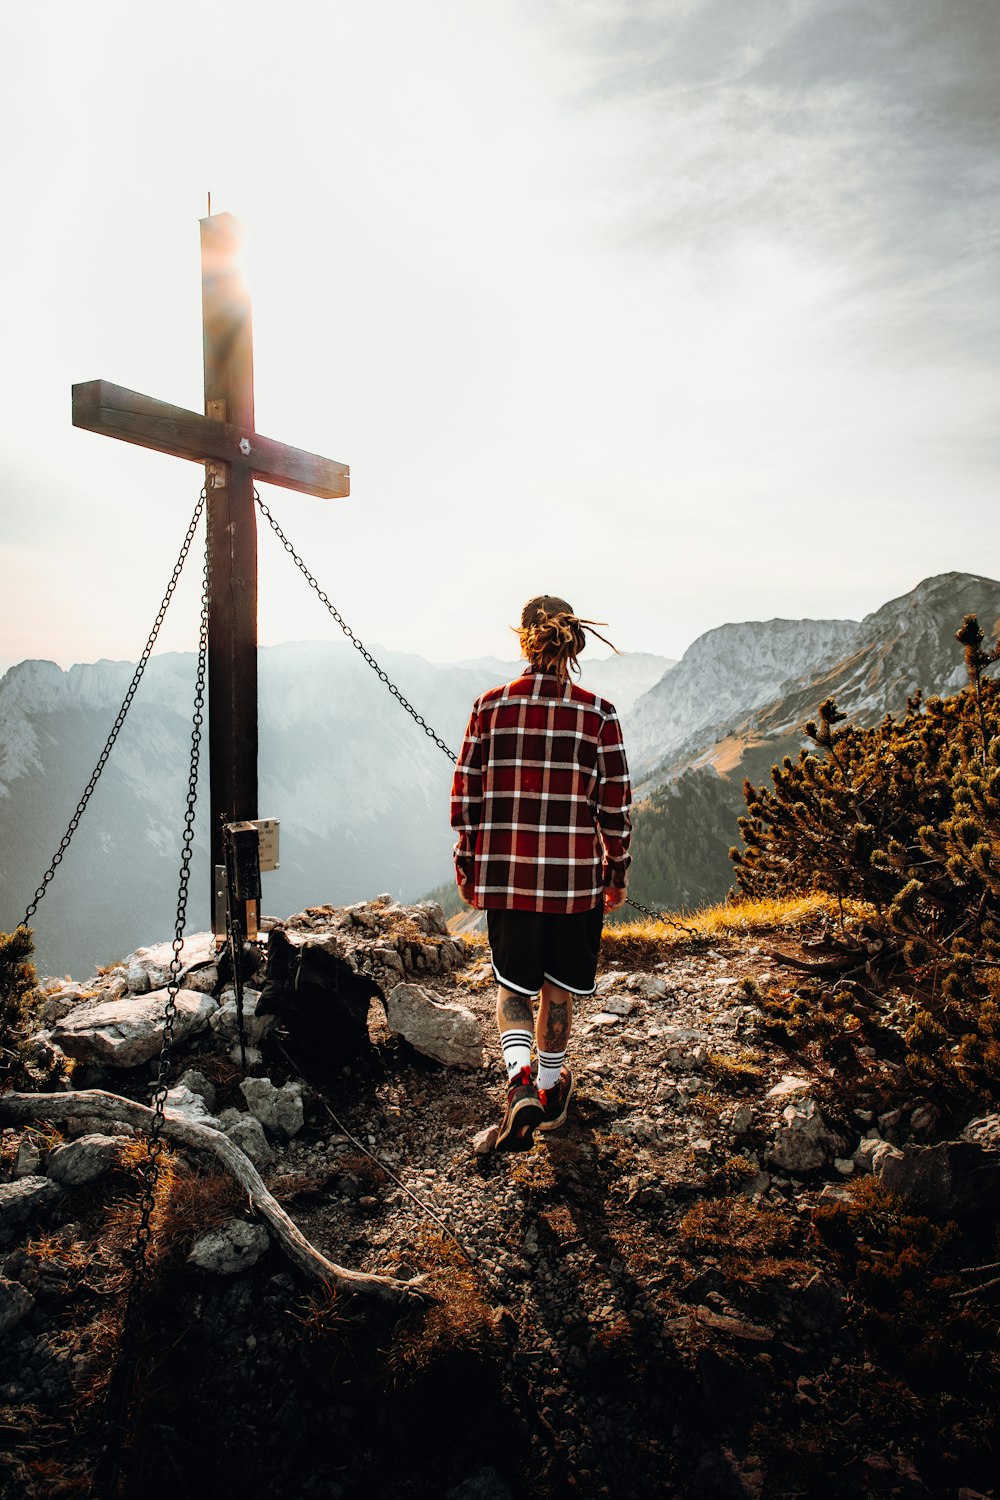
599 892 876 968
704 1048 766 1084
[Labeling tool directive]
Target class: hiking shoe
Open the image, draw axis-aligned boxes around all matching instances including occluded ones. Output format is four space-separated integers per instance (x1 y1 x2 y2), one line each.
495 1066 543 1152
538 1067 574 1132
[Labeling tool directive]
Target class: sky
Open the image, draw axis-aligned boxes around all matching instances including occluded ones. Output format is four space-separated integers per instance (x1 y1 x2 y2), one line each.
1 0 998 676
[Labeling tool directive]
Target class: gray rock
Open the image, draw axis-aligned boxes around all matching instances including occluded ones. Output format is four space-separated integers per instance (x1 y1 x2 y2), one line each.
0 1278 34 1337
962 1114 1000 1151
852 1132 884 1174
50 990 217 1067
600 994 641 1017
765 1074 813 1101
412 900 451 937
46 1134 124 1186
228 1043 263 1069
183 964 219 995
871 1141 953 1207
125 961 151 994
908 1101 940 1138
610 1115 667 1145
209 988 273 1046
0 1177 63 1239
175 1069 217 1111
38 983 97 1025
472 1125 499 1155
14 1139 42 1177
240 1077 304 1139
730 1103 754 1137
221 1114 274 1168
768 1098 844 1174
188 1218 271 1274
386 984 484 1069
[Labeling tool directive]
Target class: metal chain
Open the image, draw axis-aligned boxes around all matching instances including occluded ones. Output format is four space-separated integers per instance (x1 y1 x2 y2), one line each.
129 517 211 1278
254 491 458 763
623 894 699 937
20 489 209 928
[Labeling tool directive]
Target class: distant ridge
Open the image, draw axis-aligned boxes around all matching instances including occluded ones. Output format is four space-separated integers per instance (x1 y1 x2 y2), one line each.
3 577 996 977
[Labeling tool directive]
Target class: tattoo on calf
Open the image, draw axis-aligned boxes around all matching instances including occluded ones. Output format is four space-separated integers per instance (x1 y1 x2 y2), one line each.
498 992 534 1031
544 999 570 1048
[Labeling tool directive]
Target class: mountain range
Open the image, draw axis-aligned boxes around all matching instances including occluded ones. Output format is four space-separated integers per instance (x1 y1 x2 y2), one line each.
0 644 671 977
2 571 997 978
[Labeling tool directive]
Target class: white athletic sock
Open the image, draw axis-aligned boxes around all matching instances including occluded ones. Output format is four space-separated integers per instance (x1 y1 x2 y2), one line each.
536 1049 566 1092
500 1029 533 1082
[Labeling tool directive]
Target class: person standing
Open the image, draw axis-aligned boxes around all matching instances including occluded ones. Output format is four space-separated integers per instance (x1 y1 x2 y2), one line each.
451 596 633 1151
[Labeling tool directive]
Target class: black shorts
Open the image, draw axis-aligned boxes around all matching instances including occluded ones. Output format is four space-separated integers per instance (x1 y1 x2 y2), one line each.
486 902 605 998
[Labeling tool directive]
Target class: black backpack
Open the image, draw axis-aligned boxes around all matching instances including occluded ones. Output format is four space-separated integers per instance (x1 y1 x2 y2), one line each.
256 928 384 1073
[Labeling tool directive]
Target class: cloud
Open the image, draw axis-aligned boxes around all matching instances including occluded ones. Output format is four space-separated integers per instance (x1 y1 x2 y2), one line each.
535 0 1000 313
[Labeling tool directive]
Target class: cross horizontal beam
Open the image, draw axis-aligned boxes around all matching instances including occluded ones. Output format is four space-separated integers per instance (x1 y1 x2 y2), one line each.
72 379 350 499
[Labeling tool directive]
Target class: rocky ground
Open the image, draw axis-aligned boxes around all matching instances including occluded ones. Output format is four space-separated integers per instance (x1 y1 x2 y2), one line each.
1 897 998 1500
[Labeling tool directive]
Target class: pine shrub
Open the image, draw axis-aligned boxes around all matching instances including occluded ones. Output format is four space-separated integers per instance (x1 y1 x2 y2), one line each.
0 925 45 1090
731 615 1000 1096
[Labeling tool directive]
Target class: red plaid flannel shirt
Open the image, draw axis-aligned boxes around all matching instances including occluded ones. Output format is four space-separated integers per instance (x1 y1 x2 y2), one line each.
451 667 632 912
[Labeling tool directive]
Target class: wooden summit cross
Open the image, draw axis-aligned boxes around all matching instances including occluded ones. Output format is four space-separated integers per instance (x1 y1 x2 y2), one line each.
73 211 349 925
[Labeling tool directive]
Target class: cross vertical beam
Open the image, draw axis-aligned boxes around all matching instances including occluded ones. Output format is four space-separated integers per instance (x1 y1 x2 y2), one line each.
200 213 258 914
72 210 349 933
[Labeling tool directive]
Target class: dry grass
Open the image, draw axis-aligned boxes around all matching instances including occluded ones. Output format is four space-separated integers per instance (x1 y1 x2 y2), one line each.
691 1089 725 1123
109 1145 243 1268
677 1195 814 1289
385 1230 501 1381
704 1048 766 1084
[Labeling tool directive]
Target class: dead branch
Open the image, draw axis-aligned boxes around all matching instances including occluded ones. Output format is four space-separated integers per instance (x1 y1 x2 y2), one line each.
765 948 868 975
0 1089 430 1308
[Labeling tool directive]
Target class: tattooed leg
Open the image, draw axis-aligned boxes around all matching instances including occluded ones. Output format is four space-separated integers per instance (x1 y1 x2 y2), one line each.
497 986 536 1082
537 982 573 1056
496 986 535 1036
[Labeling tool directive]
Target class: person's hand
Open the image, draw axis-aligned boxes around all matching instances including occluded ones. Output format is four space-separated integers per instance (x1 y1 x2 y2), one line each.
604 884 627 912
458 879 477 907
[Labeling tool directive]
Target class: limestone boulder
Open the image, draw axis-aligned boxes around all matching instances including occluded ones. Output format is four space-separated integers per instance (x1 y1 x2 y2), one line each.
14 1139 42 1177
188 1218 270 1274
871 1139 1000 1214
386 984 484 1069
217 1109 275 1168
46 1134 124 1187
239 1077 305 1140
175 1068 217 1112
163 1084 221 1129
768 1098 844 1174
872 1140 957 1208
0 1177 63 1245
0 1278 35 1337
962 1114 1000 1151
210 987 273 1046
50 989 217 1067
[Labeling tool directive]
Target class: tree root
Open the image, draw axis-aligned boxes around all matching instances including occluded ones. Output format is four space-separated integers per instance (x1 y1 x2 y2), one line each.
0 1089 431 1309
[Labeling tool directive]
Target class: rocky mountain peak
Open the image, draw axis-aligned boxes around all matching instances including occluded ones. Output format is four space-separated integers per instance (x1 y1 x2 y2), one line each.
625 615 859 775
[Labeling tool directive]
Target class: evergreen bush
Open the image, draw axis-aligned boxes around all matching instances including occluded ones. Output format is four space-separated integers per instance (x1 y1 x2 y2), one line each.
731 615 1000 1096
0 925 45 1090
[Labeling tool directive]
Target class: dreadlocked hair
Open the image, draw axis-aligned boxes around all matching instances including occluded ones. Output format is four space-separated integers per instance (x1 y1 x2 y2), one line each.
514 595 620 683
